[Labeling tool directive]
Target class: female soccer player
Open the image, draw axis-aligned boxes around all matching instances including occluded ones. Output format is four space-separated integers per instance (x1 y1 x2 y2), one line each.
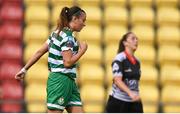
15 6 87 113
106 32 143 113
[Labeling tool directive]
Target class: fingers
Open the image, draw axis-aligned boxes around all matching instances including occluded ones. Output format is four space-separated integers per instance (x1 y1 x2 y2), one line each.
15 72 25 80
15 75 23 80
132 95 140 102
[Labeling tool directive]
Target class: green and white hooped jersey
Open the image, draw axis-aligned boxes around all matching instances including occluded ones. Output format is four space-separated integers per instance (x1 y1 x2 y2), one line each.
46 28 79 78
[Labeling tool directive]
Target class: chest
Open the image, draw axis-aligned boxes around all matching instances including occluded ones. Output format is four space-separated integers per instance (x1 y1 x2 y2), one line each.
122 59 141 80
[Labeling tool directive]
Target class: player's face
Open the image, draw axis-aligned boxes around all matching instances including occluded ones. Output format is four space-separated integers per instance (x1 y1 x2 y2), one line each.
125 33 138 51
73 12 86 32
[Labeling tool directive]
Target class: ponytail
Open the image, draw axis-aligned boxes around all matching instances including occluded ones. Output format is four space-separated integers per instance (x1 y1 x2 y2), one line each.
56 7 69 34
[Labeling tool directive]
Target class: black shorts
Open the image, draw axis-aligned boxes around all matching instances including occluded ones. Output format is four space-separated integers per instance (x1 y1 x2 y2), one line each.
106 95 143 113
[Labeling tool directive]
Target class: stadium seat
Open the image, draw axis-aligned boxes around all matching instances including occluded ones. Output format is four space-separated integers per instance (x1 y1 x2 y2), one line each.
0 4 23 23
160 64 180 86
27 102 46 113
24 24 49 44
83 103 104 113
104 6 128 26
24 43 48 64
161 85 180 104
104 44 118 66
1 102 22 113
130 7 154 26
131 25 154 45
163 105 180 113
1 0 22 5
51 5 67 26
26 63 48 85
1 81 23 100
79 63 104 85
81 6 101 25
0 62 21 80
143 104 158 113
106 66 113 87
140 64 158 85
79 44 102 65
0 27 2 41
24 0 49 6
155 0 179 8
135 45 155 65
129 0 152 7
81 84 105 103
157 26 180 45
0 42 22 61
25 5 50 25
157 7 180 26
104 25 127 45
78 25 101 45
25 83 46 102
77 0 100 6
103 0 126 7
1 24 22 41
158 45 180 66
50 0 74 7
140 85 159 105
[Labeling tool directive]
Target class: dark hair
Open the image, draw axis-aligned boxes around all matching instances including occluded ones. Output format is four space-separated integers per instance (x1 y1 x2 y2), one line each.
117 32 133 53
56 6 85 34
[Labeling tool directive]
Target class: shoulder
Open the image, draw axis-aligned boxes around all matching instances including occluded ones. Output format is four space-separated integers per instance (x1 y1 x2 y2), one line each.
113 52 126 62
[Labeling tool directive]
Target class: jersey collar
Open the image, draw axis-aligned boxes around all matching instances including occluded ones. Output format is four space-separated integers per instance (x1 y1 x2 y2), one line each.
124 50 137 65
63 27 73 36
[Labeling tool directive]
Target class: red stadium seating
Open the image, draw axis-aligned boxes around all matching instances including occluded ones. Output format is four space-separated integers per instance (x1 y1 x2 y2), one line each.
0 4 23 23
1 81 23 100
1 102 22 113
0 62 21 80
0 0 23 113
1 0 22 6
0 24 22 41
0 27 2 41
0 81 23 112
0 42 22 62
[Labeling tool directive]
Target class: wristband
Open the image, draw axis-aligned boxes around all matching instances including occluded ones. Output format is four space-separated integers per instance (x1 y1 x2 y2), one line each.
21 68 27 73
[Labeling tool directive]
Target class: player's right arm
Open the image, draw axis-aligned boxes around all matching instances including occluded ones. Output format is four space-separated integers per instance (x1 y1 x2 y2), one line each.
15 42 48 80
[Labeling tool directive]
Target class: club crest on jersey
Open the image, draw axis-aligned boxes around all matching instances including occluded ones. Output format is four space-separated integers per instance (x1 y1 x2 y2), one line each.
66 40 74 48
58 97 64 105
124 68 132 72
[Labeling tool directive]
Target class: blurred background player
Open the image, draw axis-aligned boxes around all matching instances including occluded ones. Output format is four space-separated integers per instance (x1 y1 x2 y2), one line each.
15 6 87 113
106 32 143 113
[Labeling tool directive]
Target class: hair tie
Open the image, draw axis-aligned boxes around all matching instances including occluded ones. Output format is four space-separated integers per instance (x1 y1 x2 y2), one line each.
65 7 69 15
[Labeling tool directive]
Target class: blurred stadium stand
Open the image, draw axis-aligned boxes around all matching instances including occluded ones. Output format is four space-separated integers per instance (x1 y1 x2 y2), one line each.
0 0 179 113
0 0 24 113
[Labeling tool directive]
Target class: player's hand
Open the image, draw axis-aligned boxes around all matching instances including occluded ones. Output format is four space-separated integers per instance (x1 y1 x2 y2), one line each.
129 92 140 102
15 68 26 80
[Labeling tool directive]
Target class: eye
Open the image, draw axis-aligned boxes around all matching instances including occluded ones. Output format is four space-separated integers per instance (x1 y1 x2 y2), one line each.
132 36 137 40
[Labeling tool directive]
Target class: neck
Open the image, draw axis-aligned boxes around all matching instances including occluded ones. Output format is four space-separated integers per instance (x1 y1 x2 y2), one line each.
69 23 74 32
125 48 134 56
